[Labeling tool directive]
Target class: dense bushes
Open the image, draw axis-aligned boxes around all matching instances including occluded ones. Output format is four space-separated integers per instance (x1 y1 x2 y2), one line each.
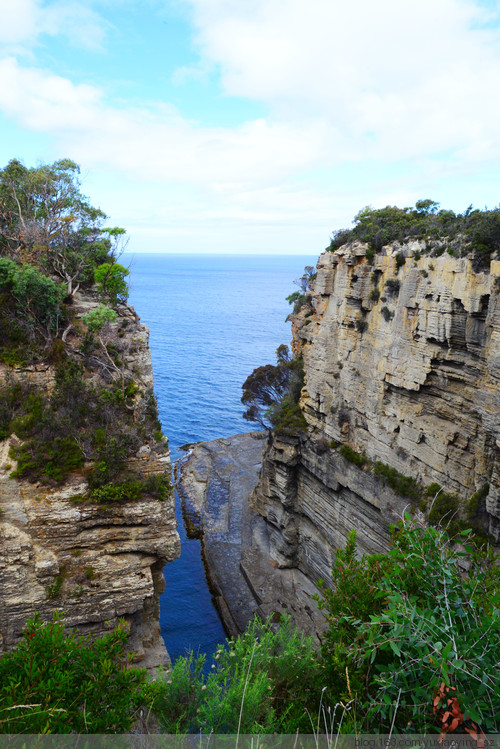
317 521 500 734
149 614 321 734
1 359 161 498
0 615 146 733
1 522 497 735
327 200 500 268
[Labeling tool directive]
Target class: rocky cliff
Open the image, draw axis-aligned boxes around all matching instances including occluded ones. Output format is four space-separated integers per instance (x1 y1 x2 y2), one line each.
0 294 180 669
250 243 500 588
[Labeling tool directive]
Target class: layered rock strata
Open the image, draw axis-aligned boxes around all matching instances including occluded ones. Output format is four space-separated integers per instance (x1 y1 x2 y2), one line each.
0 294 180 668
176 432 324 641
251 244 500 590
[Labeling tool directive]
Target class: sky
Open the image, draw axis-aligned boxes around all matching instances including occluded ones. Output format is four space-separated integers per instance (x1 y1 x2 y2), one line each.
0 0 499 254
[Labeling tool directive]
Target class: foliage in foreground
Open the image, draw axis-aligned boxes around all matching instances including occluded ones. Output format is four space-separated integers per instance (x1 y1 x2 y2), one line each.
0 615 146 733
318 520 500 735
151 521 499 736
149 614 321 734
1 522 497 735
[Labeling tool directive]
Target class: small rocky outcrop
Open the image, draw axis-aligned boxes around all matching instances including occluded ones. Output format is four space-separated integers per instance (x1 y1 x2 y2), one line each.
0 294 180 669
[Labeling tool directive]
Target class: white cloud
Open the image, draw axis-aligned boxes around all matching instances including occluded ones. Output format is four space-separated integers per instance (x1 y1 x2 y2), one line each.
1 0 500 251
0 57 340 186
182 0 500 162
0 0 107 52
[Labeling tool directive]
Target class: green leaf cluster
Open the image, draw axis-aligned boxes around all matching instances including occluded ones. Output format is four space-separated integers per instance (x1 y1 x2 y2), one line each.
82 303 117 333
241 346 306 433
149 614 321 734
0 614 146 733
0 256 65 333
94 262 130 304
317 520 500 734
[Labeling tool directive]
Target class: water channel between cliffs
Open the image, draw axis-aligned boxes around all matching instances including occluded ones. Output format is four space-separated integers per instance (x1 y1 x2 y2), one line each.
124 252 317 661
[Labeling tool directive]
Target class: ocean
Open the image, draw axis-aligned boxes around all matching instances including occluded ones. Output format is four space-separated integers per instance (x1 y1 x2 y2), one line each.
124 253 318 661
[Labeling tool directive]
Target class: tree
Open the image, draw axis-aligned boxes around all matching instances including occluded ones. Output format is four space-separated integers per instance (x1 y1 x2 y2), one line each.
94 262 130 304
295 265 315 292
241 346 292 428
241 345 306 433
0 158 125 295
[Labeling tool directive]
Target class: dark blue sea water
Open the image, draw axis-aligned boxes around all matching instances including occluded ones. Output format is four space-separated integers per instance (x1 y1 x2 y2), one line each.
124 253 317 662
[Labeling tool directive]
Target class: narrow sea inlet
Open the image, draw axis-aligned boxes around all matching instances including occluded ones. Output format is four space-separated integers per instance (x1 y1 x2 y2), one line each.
124 253 316 661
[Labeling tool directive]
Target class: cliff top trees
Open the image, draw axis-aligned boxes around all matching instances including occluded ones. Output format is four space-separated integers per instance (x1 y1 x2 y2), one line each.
0 158 126 296
327 200 500 268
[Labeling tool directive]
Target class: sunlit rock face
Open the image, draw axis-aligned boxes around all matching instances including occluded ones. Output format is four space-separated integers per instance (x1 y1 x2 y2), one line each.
0 296 180 669
251 244 500 586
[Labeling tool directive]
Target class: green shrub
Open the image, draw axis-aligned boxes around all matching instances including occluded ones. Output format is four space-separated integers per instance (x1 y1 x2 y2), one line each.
373 460 422 501
0 614 146 733
395 252 406 269
467 484 489 520
427 489 460 531
384 278 400 296
82 304 117 333
94 262 129 304
0 258 66 333
270 396 307 434
380 305 392 321
326 201 500 268
316 531 391 700
285 290 307 315
339 444 367 467
150 615 321 734
317 520 500 734
89 474 170 503
365 246 375 262
10 436 84 482
370 288 380 302
46 571 65 600
353 522 500 733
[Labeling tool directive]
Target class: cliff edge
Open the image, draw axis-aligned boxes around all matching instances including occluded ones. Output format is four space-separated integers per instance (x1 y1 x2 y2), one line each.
0 293 180 669
251 243 500 591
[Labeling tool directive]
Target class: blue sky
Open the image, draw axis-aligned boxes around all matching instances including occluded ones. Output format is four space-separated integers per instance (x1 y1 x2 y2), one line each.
0 0 499 254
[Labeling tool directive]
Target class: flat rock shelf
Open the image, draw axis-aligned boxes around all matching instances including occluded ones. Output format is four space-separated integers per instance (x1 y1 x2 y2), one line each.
175 431 325 641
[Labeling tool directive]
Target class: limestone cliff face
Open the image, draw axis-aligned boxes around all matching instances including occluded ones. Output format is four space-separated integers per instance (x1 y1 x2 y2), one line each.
251 243 500 587
0 294 180 668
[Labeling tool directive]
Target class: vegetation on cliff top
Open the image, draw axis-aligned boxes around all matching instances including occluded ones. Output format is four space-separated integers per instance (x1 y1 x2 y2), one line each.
2 521 497 735
327 200 500 268
0 159 165 502
0 158 129 364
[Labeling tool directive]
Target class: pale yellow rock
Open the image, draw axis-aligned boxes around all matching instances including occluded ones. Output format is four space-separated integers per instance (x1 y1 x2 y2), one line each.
0 295 180 669
251 243 500 595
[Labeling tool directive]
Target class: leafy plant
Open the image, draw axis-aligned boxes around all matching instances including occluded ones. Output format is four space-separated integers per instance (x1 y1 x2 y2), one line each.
82 304 117 333
0 614 146 733
241 345 306 432
326 200 500 269
318 520 500 734
150 614 321 734
373 460 421 501
94 262 129 304
339 444 367 467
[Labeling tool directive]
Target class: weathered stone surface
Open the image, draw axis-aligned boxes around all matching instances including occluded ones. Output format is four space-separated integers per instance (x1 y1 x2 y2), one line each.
176 431 325 641
251 245 500 605
0 295 180 669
